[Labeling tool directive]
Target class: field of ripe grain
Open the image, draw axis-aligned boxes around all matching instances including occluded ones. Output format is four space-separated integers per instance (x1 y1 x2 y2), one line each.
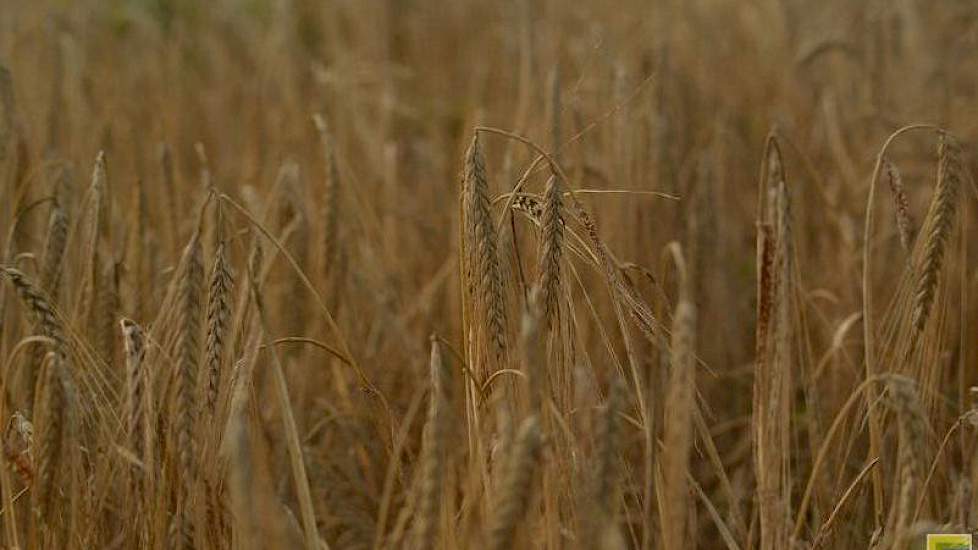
1 1 977 549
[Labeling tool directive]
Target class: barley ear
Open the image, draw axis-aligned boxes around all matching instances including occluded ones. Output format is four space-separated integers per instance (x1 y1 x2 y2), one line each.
462 134 508 375
660 245 696 550
537 175 563 329
171 232 204 549
0 65 13 162
413 336 452 550
204 238 233 422
885 375 928 546
884 158 915 254
911 135 961 336
486 415 542 550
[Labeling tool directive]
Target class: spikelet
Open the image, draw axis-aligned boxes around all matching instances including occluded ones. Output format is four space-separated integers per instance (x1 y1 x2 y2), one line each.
537 175 563 328
753 139 793 550
204 238 233 420
589 378 625 547
885 375 928 546
25 205 69 407
911 135 960 336
121 316 151 545
172 232 204 549
34 351 70 517
2 267 67 352
884 158 915 254
194 142 211 189
413 337 452 550
94 259 119 366
660 254 696 550
462 134 508 373
314 115 341 279
87 152 107 250
511 194 545 221
81 153 109 363
3 267 70 414
121 318 148 466
486 415 542 550
40 204 68 298
0 64 12 162
225 396 259 550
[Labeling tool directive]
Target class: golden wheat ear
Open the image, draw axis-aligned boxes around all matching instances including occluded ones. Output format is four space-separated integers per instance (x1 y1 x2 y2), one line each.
911 135 961 338
486 415 542 550
462 134 509 376
412 336 452 550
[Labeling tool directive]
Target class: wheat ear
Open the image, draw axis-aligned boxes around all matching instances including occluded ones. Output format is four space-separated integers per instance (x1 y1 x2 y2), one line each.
413 337 452 550
911 135 961 336
171 232 204 549
537 175 563 329
462 134 508 373
486 415 542 550
204 237 232 421
884 158 915 254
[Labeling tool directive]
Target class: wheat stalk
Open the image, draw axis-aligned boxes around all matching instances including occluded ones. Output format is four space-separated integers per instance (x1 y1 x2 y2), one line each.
246 234 326 550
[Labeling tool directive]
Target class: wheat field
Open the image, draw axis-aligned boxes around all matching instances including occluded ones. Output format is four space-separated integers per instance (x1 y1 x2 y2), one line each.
0 1 977 549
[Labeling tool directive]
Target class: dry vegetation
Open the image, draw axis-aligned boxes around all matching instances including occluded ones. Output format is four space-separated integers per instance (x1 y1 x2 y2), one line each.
1 1 978 549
